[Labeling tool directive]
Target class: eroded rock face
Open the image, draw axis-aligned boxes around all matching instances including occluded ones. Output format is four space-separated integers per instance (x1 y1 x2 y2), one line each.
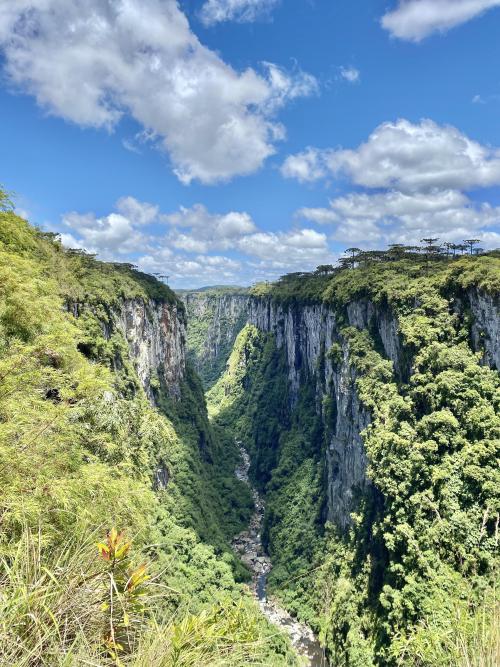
466 288 500 371
180 291 250 385
114 298 186 401
248 297 403 529
70 297 186 402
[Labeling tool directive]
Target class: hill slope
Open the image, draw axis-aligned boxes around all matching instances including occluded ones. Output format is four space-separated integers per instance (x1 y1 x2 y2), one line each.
0 200 297 665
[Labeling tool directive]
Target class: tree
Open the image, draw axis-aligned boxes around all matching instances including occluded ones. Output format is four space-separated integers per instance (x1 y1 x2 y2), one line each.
463 239 481 255
315 264 335 275
345 247 361 259
0 186 14 212
420 238 439 253
338 257 354 270
341 248 361 269
443 242 454 258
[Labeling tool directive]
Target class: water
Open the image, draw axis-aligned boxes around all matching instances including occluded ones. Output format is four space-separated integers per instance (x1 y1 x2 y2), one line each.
232 445 329 667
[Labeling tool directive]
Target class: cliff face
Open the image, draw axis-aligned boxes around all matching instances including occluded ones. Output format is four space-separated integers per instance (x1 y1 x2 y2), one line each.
179 289 250 387
248 298 399 528
247 287 500 529
465 288 500 370
114 298 186 400
183 280 500 531
71 297 186 402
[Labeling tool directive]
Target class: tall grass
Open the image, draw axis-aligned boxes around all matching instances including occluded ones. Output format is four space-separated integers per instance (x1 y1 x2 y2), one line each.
391 588 499 667
0 526 296 666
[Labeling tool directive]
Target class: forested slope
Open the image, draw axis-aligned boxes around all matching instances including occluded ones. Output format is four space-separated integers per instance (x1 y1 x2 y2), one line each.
208 257 500 666
0 192 297 666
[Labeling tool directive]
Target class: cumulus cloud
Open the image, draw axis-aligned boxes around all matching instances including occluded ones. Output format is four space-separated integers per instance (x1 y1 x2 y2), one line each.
282 119 500 192
165 204 257 252
58 196 332 285
0 1 316 184
238 228 329 264
297 190 500 247
290 119 500 249
200 0 279 25
281 147 330 183
339 66 360 83
381 0 500 42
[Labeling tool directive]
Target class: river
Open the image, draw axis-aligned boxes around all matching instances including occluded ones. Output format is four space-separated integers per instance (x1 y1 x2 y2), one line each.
232 446 329 667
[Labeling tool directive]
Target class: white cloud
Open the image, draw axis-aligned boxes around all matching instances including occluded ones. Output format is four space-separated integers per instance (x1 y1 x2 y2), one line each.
291 119 500 250
297 190 500 247
382 0 500 42
339 66 360 83
200 0 279 25
62 210 147 258
0 1 316 184
238 228 330 266
282 119 500 192
165 204 257 252
281 147 329 183
261 62 319 113
57 196 332 286
116 197 159 225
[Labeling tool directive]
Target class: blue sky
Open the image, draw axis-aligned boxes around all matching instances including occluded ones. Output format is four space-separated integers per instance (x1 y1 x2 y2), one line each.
2 0 500 287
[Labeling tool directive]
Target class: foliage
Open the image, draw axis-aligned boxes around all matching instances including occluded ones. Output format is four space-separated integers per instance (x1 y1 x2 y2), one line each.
209 257 500 665
179 287 249 389
0 199 293 664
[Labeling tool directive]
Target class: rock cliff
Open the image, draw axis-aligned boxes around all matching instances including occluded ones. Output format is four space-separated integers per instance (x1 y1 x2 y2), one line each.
247 286 500 529
248 298 398 528
183 283 500 531
70 297 186 401
179 288 250 387
464 288 500 370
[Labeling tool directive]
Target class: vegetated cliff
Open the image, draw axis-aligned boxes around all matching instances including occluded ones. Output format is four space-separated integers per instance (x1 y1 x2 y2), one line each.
208 258 500 666
177 286 250 388
0 203 297 665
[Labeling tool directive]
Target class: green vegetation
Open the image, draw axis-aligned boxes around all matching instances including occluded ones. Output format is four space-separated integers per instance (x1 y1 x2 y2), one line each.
209 256 500 666
179 287 249 388
0 200 297 665
3 186 499 665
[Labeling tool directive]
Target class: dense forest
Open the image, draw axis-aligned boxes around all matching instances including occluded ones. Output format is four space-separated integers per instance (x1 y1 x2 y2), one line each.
204 251 500 666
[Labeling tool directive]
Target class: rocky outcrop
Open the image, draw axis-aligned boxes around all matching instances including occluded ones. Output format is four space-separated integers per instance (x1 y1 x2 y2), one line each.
70 297 186 401
248 297 402 529
465 288 500 371
114 298 186 400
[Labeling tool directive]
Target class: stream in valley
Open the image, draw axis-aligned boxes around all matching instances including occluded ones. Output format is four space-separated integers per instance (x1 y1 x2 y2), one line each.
232 446 328 667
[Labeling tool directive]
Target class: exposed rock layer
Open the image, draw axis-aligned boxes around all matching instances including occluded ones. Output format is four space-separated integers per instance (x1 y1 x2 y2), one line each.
70 297 186 401
183 287 500 530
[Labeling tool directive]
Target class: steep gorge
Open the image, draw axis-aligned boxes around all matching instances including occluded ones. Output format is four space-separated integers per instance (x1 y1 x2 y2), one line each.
185 261 500 666
1 203 499 666
0 210 299 666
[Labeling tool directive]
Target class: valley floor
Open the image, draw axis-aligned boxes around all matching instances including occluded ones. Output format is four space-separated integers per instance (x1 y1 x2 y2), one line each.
232 444 328 667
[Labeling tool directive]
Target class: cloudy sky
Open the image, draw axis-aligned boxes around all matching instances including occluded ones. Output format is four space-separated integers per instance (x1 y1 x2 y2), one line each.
1 0 500 287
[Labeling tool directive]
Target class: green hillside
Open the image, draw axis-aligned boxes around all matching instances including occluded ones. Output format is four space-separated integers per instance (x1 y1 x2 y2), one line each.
0 196 296 666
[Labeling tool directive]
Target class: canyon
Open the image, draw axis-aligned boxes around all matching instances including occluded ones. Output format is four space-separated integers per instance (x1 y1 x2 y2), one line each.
2 210 499 666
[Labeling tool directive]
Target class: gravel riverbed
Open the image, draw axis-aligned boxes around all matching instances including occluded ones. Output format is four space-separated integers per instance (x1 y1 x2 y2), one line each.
232 446 328 667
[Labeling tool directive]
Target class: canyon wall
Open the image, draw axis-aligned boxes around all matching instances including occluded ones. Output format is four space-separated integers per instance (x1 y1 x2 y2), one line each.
70 297 186 401
248 298 400 528
179 289 250 387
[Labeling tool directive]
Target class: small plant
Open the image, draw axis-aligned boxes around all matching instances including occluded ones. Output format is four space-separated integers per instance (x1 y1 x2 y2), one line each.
97 528 149 664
